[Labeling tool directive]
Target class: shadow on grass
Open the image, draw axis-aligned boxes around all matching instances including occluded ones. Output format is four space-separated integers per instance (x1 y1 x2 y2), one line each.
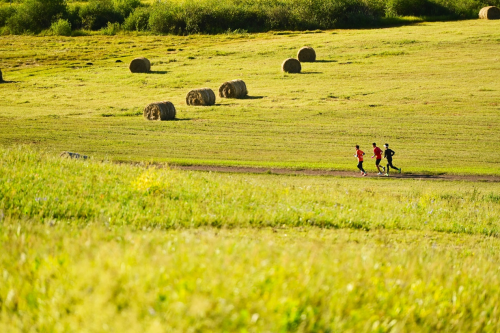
242 95 265 99
315 60 337 63
173 118 192 121
148 71 169 74
300 72 323 74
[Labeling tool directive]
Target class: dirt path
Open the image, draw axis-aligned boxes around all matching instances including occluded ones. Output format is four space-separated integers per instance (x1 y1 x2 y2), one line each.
172 165 500 182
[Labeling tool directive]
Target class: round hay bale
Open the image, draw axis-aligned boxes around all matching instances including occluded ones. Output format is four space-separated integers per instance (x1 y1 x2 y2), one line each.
129 57 151 73
479 6 500 19
186 88 216 106
282 58 301 73
219 79 248 98
297 46 316 62
143 101 176 120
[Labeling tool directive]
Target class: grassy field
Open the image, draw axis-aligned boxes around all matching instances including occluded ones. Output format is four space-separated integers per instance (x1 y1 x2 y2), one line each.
1 18 500 331
1 146 500 332
2 146 500 232
0 20 499 174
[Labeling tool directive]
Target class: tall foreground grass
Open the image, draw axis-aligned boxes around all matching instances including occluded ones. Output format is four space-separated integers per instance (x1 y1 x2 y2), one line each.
2 222 500 331
1 146 499 234
2 0 500 34
1 146 500 331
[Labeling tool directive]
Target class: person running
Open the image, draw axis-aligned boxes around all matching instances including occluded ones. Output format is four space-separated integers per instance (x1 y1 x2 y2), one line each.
354 145 367 176
383 143 401 176
371 142 385 175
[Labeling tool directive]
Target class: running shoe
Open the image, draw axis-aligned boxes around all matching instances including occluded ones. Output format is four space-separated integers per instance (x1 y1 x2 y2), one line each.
384 173 389 176
382 166 386 172
377 172 383 175
363 173 367 176
398 168 402 174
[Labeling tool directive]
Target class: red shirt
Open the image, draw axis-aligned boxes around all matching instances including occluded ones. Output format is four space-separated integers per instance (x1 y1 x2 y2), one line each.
373 147 382 159
356 150 364 161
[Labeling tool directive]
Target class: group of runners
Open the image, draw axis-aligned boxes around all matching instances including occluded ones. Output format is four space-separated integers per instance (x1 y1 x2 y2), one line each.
354 143 401 177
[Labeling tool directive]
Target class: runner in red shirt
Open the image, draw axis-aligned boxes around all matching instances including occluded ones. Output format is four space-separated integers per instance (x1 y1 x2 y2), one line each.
371 143 385 175
354 145 367 176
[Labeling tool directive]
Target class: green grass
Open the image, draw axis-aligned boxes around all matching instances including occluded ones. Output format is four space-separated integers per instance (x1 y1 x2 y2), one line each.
2 18 500 332
1 146 500 332
0 20 499 175
3 224 500 332
2 146 499 234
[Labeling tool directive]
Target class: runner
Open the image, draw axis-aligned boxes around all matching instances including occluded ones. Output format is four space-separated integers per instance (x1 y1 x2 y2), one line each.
383 143 401 176
354 145 367 176
371 142 385 175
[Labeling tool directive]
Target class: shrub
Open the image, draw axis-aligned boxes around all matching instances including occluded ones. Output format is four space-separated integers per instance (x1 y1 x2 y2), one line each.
7 0 68 34
67 5 82 30
265 4 294 30
0 6 16 28
113 0 140 18
101 21 120 35
6 0 500 34
50 18 71 35
385 0 449 16
433 0 500 18
122 6 150 31
148 2 184 34
80 0 120 30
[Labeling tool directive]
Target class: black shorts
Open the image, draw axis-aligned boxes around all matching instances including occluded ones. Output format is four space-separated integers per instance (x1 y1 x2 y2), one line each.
375 159 382 165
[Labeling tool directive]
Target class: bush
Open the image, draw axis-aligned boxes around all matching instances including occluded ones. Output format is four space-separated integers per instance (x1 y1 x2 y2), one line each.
5 0 500 34
6 0 68 33
0 6 16 28
113 0 140 18
80 0 121 30
101 21 119 35
385 0 449 16
432 0 500 18
122 6 150 31
67 5 82 30
148 2 184 34
50 18 71 35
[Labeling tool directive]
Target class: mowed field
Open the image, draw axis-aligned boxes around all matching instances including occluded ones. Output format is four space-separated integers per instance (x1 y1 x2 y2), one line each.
1 18 500 332
0 20 499 174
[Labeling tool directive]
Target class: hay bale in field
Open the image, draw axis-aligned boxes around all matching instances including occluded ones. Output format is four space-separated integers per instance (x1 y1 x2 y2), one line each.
143 101 176 120
186 88 216 106
479 6 500 19
297 46 316 62
129 57 151 73
219 79 248 98
281 58 301 73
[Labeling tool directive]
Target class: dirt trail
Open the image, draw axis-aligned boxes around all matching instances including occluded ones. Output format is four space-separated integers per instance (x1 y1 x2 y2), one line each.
172 165 500 182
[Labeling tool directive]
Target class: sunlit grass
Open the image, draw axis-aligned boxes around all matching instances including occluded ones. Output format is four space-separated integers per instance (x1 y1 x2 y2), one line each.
0 20 499 174
2 222 500 332
1 147 499 331
1 146 499 234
